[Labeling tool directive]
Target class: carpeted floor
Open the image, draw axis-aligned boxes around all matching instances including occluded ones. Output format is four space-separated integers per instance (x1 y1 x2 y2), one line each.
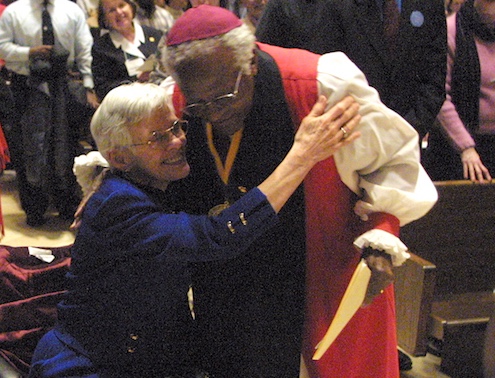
0 170 75 247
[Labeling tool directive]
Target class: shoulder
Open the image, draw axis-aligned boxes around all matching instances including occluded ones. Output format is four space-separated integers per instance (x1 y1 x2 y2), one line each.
318 51 362 78
89 175 152 212
1 0 26 14
92 32 113 49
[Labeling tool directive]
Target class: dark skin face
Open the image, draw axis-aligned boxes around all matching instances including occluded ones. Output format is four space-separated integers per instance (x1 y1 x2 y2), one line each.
176 46 257 137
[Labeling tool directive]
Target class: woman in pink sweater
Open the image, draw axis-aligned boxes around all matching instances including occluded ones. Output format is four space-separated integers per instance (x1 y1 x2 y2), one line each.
436 0 495 183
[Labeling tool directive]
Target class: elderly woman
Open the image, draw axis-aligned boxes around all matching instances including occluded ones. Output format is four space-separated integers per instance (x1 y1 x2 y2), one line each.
92 0 163 100
28 83 359 377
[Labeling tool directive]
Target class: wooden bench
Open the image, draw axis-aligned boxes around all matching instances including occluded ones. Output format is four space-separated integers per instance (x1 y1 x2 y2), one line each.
395 181 495 377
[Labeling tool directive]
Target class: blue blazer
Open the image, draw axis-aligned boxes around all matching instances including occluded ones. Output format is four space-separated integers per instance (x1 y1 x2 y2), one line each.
31 172 278 376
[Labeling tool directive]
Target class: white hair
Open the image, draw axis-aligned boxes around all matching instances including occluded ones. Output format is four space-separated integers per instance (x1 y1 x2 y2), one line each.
90 83 169 161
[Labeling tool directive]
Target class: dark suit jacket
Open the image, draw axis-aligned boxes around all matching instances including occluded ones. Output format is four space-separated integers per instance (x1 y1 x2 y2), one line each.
256 0 447 138
91 25 163 100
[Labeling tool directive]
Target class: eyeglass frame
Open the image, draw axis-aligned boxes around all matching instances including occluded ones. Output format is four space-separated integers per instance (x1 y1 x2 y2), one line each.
182 69 243 117
125 119 188 149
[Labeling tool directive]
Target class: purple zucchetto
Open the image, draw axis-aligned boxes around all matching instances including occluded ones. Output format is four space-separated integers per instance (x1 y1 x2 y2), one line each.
166 5 243 46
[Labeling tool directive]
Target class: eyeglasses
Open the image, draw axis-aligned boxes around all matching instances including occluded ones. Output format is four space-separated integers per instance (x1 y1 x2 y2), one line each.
182 70 243 118
126 119 188 149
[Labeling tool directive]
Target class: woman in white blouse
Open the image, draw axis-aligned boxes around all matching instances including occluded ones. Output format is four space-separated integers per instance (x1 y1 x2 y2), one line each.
92 0 163 99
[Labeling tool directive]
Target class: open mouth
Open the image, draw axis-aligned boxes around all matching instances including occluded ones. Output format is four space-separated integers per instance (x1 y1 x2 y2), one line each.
162 152 187 165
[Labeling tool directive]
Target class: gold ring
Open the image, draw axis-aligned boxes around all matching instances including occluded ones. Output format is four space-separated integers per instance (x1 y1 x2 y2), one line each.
340 126 348 139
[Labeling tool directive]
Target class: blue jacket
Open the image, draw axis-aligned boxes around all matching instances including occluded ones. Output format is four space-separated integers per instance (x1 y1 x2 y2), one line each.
32 171 278 376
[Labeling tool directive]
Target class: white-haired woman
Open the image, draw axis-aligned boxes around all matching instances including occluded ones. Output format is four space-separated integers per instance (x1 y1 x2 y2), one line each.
29 82 359 377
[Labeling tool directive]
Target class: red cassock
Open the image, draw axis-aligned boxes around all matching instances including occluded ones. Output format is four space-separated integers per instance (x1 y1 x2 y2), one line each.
258 43 400 378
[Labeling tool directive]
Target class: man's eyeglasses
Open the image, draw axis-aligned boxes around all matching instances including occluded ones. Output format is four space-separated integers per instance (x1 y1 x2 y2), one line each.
182 70 243 118
126 119 188 149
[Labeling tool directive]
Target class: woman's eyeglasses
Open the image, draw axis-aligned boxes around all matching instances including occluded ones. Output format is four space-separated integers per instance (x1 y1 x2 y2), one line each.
126 119 188 149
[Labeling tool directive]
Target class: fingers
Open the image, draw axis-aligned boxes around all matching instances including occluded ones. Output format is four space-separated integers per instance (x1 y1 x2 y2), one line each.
463 160 492 183
362 249 394 307
29 45 53 59
307 95 328 118
323 96 360 140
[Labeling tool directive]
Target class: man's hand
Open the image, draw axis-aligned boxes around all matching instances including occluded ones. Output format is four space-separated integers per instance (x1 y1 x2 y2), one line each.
361 247 394 307
86 89 100 109
29 45 53 60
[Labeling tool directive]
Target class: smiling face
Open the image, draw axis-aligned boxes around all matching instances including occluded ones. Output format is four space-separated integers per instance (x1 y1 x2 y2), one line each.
101 0 135 33
123 107 190 190
177 46 256 136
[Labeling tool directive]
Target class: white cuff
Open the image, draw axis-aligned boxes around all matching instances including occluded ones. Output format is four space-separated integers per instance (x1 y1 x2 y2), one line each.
353 229 410 267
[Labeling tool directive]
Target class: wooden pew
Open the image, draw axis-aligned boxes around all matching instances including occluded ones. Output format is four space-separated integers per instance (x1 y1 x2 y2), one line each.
396 181 495 377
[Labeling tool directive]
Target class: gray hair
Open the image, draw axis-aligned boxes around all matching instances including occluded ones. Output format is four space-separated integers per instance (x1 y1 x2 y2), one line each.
90 83 169 161
161 23 256 83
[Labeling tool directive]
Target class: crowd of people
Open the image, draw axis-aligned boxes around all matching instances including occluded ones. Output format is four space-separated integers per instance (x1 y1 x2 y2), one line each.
0 0 493 377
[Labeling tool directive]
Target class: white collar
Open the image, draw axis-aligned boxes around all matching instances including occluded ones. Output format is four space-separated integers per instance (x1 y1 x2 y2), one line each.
109 21 146 59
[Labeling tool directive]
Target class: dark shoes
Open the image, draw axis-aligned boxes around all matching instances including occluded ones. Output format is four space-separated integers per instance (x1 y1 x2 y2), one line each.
399 349 413 371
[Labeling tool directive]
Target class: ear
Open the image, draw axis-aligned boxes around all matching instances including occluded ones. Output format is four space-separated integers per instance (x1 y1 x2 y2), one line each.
107 148 133 172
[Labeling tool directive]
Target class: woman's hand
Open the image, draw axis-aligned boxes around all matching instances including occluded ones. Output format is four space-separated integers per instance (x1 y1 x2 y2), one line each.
258 95 361 213
461 147 492 183
293 95 361 165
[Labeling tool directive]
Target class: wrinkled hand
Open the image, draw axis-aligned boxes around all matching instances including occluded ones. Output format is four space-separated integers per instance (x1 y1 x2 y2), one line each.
461 147 492 183
294 95 361 164
361 247 394 307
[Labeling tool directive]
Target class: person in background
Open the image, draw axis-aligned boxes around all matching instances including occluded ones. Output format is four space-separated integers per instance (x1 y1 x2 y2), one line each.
0 0 11 174
240 0 266 33
92 0 163 100
160 5 437 377
77 0 100 33
160 0 190 20
0 1 9 238
189 0 219 6
134 0 175 34
29 81 360 377
433 0 495 183
256 0 446 151
223 0 245 17
0 0 99 227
